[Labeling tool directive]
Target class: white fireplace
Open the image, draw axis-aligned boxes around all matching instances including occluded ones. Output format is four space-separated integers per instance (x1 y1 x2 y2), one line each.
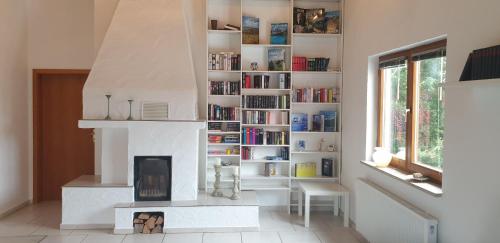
60 0 259 232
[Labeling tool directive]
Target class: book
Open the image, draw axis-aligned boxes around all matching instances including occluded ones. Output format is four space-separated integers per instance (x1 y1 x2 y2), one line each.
325 11 341 34
253 75 270 89
321 158 334 177
224 24 240 31
271 23 288 45
208 104 240 121
295 162 316 177
242 111 289 125
279 73 291 89
292 56 330 71
242 95 290 109
312 114 324 132
208 52 241 71
268 48 286 71
305 8 325 33
293 8 306 33
242 16 259 44
291 113 308 131
320 111 337 132
265 163 277 176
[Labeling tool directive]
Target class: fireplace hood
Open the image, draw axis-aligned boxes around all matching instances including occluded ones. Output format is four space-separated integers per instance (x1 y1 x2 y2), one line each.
83 0 198 121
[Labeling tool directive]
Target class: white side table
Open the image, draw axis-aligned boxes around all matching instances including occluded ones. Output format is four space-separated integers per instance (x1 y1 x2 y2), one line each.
297 181 350 227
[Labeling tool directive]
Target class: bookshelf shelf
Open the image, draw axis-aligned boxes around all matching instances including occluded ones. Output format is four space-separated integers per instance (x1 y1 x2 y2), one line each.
241 124 290 128
207 165 240 169
208 30 241 34
207 120 240 123
242 144 289 147
292 33 342 38
208 95 241 97
241 108 290 111
241 70 291 73
242 175 289 180
207 143 241 146
242 44 292 48
241 160 290 163
208 70 241 73
241 88 291 92
291 151 339 155
241 185 290 191
207 154 241 158
292 71 342 75
291 131 340 134
207 131 241 135
291 102 340 105
206 0 344 211
291 176 339 180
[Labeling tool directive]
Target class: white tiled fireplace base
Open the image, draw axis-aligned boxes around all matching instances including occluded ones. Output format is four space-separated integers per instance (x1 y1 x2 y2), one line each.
61 176 259 233
114 192 259 234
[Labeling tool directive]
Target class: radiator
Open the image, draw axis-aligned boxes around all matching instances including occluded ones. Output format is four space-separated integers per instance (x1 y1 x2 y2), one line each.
355 179 438 243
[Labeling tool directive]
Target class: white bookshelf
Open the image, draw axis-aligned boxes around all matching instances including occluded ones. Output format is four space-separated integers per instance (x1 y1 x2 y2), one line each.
206 0 344 210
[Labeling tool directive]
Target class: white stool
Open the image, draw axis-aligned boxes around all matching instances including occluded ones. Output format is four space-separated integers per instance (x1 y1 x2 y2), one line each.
297 181 350 227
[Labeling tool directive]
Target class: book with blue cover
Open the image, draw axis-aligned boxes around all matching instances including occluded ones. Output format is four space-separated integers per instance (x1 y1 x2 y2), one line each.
271 23 288 44
320 110 337 132
325 11 341 34
291 113 308 131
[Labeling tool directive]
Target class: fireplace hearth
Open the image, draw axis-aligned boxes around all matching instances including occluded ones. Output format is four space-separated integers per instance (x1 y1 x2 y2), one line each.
134 156 172 201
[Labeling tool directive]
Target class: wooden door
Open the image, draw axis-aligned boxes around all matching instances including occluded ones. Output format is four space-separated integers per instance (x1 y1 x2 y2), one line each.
34 70 94 201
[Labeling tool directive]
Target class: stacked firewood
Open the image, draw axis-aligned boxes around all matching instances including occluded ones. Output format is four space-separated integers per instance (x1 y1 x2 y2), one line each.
133 213 164 234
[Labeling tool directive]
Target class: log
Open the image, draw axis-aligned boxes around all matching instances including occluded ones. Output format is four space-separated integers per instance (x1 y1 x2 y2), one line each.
151 225 162 234
138 213 150 220
143 224 151 234
134 224 143 233
133 219 144 224
145 217 157 230
155 216 164 225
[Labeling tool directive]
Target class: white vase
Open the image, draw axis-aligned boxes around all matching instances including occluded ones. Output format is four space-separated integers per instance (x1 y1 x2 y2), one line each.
372 147 392 167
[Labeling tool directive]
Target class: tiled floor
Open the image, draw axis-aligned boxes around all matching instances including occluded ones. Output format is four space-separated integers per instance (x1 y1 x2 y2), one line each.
0 201 365 243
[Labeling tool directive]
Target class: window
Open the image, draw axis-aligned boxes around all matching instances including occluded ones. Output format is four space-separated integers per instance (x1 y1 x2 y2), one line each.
378 40 446 184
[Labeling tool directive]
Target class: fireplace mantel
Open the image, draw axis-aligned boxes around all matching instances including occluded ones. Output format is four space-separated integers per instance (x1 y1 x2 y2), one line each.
78 119 206 129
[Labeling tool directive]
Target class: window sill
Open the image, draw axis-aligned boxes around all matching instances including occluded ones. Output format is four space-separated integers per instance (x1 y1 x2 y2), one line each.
360 160 443 197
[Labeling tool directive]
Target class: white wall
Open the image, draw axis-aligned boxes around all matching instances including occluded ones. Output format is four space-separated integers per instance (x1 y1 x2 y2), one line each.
27 0 96 199
342 0 500 242
0 0 29 215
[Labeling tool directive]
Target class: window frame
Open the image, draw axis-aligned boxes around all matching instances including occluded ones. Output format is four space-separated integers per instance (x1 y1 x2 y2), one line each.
377 39 447 184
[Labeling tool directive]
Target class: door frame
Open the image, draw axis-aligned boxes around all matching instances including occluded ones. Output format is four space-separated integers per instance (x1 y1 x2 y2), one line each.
32 69 90 203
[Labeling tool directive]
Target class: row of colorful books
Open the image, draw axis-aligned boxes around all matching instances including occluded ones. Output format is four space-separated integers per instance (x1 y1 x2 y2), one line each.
242 95 290 109
242 73 291 89
241 128 289 145
242 111 289 125
208 134 240 144
241 146 289 160
293 8 341 34
291 111 337 132
292 56 330 71
208 104 240 121
208 146 240 156
208 52 241 71
292 87 340 103
208 122 240 132
209 81 240 95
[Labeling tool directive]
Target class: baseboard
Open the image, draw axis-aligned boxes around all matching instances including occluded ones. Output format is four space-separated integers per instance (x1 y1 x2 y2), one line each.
0 200 32 218
60 224 114 230
164 226 260 233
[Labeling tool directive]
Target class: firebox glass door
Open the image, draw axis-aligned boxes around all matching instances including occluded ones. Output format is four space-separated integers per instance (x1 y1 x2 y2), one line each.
134 156 172 201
